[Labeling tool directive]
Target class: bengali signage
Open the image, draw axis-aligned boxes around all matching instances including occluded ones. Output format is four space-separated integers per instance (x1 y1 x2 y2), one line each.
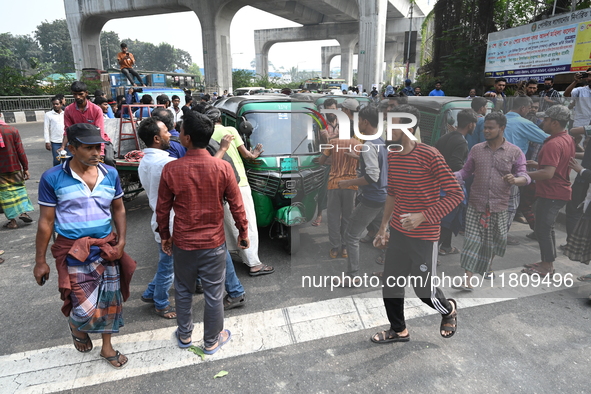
485 9 591 82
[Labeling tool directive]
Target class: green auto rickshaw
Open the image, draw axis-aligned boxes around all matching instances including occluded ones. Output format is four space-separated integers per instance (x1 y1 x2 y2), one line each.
215 95 325 254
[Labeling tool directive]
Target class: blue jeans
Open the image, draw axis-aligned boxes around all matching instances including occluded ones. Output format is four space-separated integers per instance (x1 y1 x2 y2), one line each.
51 142 62 166
142 243 174 310
197 250 244 298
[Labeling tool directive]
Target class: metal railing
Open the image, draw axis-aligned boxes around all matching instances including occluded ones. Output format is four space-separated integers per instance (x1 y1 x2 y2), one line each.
0 95 75 112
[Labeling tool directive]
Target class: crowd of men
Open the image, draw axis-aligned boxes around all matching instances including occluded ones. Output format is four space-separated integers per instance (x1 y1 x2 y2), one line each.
0 67 589 366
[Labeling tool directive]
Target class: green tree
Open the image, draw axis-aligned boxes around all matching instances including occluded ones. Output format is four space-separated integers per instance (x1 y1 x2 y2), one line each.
0 33 42 72
186 63 203 78
35 19 74 73
232 69 255 89
0 66 43 96
100 31 121 70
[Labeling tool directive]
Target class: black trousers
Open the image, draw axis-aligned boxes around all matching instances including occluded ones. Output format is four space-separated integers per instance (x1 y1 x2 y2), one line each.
121 67 143 85
566 181 589 237
383 228 452 332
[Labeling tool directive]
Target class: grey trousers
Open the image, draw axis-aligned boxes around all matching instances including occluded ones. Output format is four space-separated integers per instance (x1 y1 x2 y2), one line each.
173 243 226 348
344 202 383 274
327 188 357 249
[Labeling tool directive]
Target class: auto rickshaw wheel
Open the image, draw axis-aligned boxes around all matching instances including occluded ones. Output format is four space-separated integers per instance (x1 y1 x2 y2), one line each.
119 173 143 202
285 226 300 255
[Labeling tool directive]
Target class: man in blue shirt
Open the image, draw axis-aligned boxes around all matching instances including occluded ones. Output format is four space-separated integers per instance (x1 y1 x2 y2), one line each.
429 81 445 96
151 108 186 158
34 123 135 369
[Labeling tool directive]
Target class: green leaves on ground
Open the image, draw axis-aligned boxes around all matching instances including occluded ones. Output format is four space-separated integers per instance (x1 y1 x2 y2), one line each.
187 345 205 361
214 371 229 379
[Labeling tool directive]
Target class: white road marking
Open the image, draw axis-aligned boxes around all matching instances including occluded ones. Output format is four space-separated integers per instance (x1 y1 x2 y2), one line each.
1 259 587 393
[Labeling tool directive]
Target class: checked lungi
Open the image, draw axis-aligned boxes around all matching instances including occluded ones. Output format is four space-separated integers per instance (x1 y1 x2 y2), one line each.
0 171 33 220
460 205 508 275
68 258 124 334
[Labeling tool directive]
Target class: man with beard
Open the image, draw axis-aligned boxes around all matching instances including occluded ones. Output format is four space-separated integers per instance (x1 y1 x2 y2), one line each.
435 109 477 256
454 112 530 290
137 118 177 319
484 77 507 112
60 81 111 158
564 68 591 127
372 104 463 343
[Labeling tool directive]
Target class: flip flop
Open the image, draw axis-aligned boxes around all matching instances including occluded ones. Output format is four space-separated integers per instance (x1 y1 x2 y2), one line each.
69 326 93 353
175 330 192 348
521 267 555 276
203 329 232 355
311 217 322 227
100 350 128 369
18 213 33 223
249 264 274 276
140 295 154 303
577 273 591 282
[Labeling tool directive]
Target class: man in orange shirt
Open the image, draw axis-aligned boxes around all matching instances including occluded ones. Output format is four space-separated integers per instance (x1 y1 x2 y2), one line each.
117 43 145 87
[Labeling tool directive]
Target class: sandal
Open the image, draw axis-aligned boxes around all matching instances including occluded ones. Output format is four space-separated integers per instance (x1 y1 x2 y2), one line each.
3 221 17 229
521 266 554 276
203 329 232 355
311 216 322 227
69 326 93 353
249 264 274 276
523 262 542 269
154 306 176 319
18 213 33 223
577 273 591 282
440 299 457 339
371 329 410 344
175 329 192 348
100 350 128 369
438 246 460 256
375 253 385 265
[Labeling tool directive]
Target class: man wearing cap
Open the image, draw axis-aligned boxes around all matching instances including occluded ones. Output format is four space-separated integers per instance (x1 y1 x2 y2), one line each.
339 98 359 134
523 105 576 277
34 123 136 369
401 79 415 96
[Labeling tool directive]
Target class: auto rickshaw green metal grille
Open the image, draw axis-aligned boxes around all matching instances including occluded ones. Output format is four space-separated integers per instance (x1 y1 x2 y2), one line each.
303 167 326 194
247 171 281 197
419 112 437 145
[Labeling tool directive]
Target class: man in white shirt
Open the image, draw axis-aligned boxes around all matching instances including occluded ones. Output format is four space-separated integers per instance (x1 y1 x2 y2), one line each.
564 69 591 127
137 117 177 319
169 95 183 124
43 97 65 166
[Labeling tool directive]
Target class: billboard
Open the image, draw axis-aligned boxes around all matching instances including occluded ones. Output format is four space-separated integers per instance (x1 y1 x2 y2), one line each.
485 9 591 82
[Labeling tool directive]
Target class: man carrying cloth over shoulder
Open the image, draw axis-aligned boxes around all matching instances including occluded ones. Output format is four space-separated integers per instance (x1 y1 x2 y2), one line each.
34 123 136 369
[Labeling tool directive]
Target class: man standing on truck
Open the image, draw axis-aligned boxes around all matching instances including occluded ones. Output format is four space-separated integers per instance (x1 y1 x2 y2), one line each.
117 43 146 87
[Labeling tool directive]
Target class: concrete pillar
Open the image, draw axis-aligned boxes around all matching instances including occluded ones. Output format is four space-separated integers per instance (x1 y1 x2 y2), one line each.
321 46 342 78
337 35 357 86
66 13 106 77
357 0 388 92
195 2 243 93
255 38 272 77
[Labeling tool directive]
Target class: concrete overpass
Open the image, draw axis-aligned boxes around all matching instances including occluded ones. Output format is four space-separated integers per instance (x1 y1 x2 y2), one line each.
256 17 424 86
64 0 428 92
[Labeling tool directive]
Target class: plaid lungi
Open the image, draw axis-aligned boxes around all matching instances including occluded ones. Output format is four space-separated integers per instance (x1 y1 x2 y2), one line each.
68 258 124 334
460 205 508 275
0 171 33 220
565 215 591 264
506 185 520 231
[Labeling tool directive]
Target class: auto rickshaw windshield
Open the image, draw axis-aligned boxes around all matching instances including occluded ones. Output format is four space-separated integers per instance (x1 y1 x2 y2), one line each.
245 112 320 156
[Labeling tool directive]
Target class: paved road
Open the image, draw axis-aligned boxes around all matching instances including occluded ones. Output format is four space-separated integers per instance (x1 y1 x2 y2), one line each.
1 122 590 393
